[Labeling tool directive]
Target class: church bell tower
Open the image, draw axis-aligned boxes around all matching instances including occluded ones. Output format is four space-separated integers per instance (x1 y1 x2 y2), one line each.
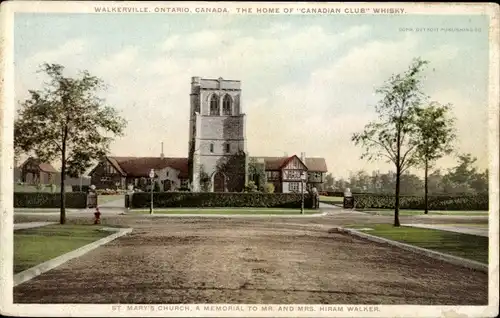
188 77 248 192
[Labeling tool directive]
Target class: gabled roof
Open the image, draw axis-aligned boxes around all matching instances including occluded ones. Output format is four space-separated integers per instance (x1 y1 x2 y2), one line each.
101 156 189 179
20 157 58 173
251 156 328 172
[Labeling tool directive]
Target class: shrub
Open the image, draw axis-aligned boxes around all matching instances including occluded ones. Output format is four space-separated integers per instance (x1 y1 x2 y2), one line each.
130 192 313 209
244 181 258 193
326 191 344 197
14 192 87 208
263 183 275 194
353 193 488 211
72 185 90 192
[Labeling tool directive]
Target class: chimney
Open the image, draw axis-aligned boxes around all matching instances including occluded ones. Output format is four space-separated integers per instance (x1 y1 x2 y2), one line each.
301 152 306 163
160 142 164 159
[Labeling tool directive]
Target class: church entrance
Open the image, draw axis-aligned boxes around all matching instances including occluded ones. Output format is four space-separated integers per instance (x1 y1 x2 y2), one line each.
213 171 226 192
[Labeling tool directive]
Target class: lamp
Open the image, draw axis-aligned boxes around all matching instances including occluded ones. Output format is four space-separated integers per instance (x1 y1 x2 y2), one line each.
149 169 155 214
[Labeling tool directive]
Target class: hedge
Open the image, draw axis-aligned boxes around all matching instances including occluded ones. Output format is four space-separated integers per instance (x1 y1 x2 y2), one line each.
72 185 90 192
130 192 314 209
14 192 87 208
353 194 488 211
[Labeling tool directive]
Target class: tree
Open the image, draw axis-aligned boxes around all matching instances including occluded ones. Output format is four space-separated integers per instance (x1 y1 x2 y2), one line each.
14 63 127 224
324 173 334 190
263 183 275 193
248 157 266 190
352 58 429 226
413 102 456 213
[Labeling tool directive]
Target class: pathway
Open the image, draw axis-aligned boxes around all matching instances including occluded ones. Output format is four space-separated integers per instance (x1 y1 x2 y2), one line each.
14 222 57 231
319 202 368 215
402 223 488 237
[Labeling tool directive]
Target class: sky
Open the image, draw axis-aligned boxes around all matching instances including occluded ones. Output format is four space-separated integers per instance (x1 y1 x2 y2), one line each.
13 12 490 179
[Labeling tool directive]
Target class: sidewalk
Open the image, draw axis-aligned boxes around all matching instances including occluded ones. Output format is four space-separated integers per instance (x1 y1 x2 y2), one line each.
402 223 488 237
14 222 57 231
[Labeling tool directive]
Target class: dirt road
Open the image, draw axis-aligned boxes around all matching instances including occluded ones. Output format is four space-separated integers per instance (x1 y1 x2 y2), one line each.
13 216 488 304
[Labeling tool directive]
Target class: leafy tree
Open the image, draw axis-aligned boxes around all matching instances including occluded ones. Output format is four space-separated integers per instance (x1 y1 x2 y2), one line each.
248 157 266 190
244 181 258 193
263 183 275 193
14 63 127 224
470 169 488 194
427 169 444 194
324 173 334 190
352 58 429 226
413 102 456 213
399 172 424 195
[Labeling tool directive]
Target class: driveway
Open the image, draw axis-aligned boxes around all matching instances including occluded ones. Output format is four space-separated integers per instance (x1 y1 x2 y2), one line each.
13 217 488 305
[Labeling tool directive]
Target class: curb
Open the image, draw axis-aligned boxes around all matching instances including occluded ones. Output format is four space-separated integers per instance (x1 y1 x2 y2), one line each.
14 227 133 287
337 227 488 273
136 211 328 218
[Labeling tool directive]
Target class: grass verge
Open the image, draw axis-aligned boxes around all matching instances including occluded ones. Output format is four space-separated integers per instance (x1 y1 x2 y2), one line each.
347 223 488 264
14 224 111 274
131 208 321 215
319 196 343 204
97 194 125 205
360 209 488 216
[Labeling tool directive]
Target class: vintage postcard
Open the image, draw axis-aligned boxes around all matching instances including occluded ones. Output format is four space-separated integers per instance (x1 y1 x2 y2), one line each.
0 1 499 317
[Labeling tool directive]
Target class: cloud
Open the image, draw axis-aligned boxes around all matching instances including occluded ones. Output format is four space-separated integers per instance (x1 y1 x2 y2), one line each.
15 21 488 178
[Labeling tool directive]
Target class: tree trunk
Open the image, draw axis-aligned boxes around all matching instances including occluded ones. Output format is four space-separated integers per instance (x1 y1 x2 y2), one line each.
60 127 68 225
394 121 402 227
394 165 401 227
60 154 66 225
424 158 429 214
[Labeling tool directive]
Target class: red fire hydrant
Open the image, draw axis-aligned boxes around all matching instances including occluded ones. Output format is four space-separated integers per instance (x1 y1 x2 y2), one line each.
94 207 101 225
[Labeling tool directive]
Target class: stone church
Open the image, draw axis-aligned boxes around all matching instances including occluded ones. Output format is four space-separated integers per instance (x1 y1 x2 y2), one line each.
89 77 328 193
188 77 248 192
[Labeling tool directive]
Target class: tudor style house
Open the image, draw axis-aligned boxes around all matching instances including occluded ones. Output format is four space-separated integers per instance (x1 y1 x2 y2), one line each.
89 77 328 193
251 153 327 193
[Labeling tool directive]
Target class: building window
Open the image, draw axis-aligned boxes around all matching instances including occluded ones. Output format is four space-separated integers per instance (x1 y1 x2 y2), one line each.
284 170 301 180
225 143 230 153
180 179 189 188
288 182 300 192
210 143 214 153
222 94 232 115
210 94 219 116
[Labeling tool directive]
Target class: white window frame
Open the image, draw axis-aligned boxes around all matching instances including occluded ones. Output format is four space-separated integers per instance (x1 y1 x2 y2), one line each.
288 182 300 192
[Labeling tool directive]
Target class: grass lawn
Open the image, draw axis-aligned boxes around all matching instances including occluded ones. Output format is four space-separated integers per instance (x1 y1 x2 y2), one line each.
14 224 111 274
319 196 343 204
132 208 321 215
361 209 488 216
347 223 488 264
98 194 124 204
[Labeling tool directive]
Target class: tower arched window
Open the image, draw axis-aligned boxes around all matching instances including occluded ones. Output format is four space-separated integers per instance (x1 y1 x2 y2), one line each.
210 94 219 116
222 94 232 116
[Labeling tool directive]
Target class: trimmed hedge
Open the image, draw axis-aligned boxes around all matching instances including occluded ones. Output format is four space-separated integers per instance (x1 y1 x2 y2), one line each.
72 185 90 192
353 194 488 211
14 192 87 208
130 192 314 209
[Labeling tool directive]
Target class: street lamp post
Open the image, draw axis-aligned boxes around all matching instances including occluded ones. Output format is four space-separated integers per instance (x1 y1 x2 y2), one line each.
149 169 155 215
300 171 307 214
